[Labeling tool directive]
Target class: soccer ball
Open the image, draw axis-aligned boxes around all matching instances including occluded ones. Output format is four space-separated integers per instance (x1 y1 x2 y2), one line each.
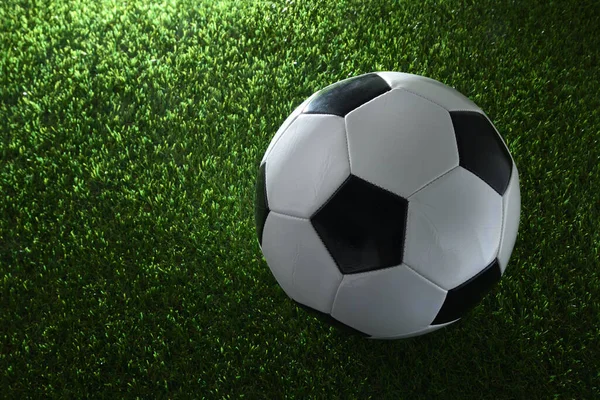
255 72 520 339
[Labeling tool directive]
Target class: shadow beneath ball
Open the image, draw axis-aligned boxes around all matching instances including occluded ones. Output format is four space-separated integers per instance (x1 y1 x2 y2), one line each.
295 302 371 338
292 280 542 398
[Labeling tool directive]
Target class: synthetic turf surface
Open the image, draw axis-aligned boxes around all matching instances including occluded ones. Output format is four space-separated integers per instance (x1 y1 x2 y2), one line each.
1 0 599 398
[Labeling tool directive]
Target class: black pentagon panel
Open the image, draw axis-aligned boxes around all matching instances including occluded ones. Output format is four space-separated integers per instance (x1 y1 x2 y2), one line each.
311 175 409 275
450 111 513 195
254 162 269 246
295 301 370 337
432 259 502 325
303 73 391 117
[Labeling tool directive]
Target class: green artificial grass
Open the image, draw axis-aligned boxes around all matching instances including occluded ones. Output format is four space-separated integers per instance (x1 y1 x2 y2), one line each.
1 0 599 398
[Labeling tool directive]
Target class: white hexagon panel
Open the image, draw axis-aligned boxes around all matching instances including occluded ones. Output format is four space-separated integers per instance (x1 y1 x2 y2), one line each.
261 212 343 313
404 166 503 290
345 88 460 198
261 92 319 164
330 264 449 338
264 114 350 219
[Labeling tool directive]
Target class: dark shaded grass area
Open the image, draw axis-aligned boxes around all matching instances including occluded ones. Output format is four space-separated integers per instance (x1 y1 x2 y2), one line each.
1 0 599 398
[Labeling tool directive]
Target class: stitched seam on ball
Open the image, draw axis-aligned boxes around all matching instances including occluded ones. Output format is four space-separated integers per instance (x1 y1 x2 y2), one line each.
264 93 318 160
407 165 459 200
396 87 482 114
499 186 505 262
403 261 446 291
265 113 301 161
343 117 352 172
396 87 449 112
310 174 353 275
310 218 340 274
402 199 410 265
451 108 484 113
263 162 269 211
497 168 512 266
329 276 344 314
270 210 310 221
303 112 344 117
